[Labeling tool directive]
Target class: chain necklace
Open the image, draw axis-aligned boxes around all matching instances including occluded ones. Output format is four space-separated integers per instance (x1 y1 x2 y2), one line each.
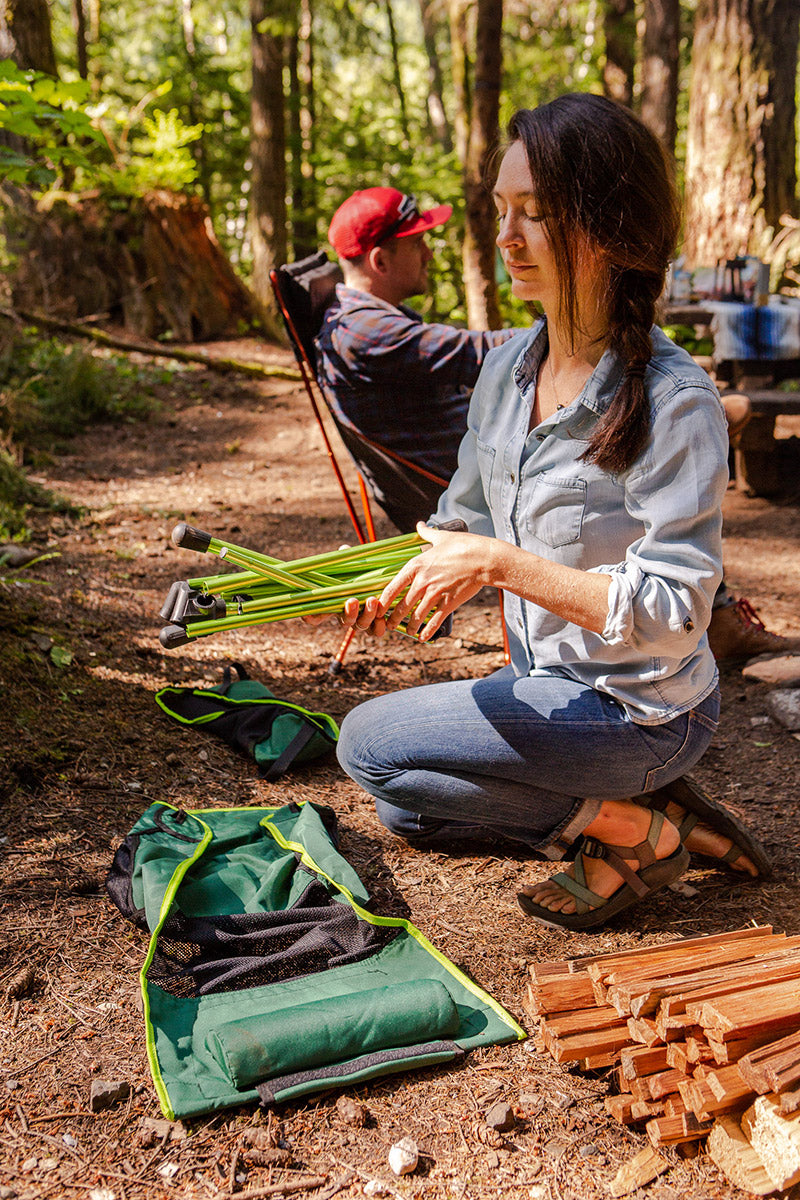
547 350 565 410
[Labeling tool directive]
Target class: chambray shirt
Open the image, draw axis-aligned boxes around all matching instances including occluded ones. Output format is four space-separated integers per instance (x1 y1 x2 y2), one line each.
435 320 728 725
316 284 518 479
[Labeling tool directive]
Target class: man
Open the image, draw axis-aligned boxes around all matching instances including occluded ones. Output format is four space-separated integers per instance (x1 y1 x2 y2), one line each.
317 187 798 664
316 186 519 481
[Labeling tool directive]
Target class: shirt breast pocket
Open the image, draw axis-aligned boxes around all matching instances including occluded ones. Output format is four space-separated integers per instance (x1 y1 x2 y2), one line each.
524 476 587 548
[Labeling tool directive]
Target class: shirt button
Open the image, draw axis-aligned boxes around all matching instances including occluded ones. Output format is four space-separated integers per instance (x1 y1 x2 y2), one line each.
683 617 694 633
536 433 545 441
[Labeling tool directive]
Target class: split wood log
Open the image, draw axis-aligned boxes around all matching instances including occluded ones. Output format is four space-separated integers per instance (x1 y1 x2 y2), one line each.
646 1111 713 1147
741 1094 800 1190
706 1116 778 1196
619 1044 671 1080
608 1144 669 1197
737 1029 800 1096
691 978 800 1041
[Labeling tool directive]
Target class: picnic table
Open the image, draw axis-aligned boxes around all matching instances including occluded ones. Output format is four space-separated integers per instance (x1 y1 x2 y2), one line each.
662 299 800 497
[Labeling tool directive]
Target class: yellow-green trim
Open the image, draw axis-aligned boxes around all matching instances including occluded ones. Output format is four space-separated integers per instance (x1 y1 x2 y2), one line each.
155 688 339 738
259 818 526 1042
139 800 214 1120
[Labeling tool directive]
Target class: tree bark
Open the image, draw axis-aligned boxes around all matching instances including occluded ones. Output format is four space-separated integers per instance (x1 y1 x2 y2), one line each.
418 0 453 153
248 0 288 316
683 0 799 267
178 0 211 209
288 0 317 260
0 0 58 74
447 0 471 167
385 0 410 144
602 0 636 106
640 0 680 153
462 0 503 329
72 0 88 78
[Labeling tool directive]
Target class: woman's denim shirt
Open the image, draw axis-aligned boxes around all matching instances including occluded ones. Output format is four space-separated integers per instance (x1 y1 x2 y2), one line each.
435 320 728 725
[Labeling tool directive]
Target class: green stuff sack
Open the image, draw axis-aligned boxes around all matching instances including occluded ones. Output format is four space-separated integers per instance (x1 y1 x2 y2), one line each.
155 663 338 780
106 800 526 1118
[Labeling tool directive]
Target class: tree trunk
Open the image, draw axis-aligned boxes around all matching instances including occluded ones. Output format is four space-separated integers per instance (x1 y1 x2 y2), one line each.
72 0 88 78
0 0 58 74
249 0 287 316
418 0 453 153
179 0 212 209
640 0 680 153
603 0 636 105
289 0 317 260
683 0 799 267
385 0 410 144
447 0 471 167
462 0 503 330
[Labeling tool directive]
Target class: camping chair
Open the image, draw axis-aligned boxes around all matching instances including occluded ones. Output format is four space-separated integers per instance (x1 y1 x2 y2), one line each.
269 250 510 672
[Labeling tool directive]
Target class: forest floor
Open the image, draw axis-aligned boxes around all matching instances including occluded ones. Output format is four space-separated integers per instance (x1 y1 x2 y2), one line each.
1 337 799 1200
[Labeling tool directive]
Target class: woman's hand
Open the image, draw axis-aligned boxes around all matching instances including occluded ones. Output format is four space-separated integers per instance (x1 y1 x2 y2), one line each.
340 521 488 641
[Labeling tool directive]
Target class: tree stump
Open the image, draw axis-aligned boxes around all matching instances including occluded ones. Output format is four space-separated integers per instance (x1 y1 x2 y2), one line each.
6 188 262 342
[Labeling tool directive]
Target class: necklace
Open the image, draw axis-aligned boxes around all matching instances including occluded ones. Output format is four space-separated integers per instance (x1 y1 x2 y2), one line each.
547 351 565 410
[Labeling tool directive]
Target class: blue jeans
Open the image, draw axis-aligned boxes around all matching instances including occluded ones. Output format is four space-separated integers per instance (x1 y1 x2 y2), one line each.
336 666 720 859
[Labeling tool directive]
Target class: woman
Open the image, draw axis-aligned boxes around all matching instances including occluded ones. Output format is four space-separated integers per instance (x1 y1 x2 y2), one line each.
334 94 761 931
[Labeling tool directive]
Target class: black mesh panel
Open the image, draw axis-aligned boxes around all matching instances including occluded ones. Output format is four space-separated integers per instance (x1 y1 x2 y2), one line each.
147 875 399 997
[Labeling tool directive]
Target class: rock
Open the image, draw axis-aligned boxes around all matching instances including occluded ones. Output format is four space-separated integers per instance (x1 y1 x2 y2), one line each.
767 689 800 730
388 1136 419 1176
744 655 800 687
485 1101 516 1132
518 1092 545 1116
89 1079 130 1112
0 1185 18 1199
364 1182 391 1197
0 545 42 568
579 1142 600 1157
30 633 54 652
552 1090 574 1110
335 1095 368 1126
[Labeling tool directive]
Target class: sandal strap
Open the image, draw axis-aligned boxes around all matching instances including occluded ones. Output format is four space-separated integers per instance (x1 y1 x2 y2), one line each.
579 811 666 900
548 868 606 915
646 792 697 840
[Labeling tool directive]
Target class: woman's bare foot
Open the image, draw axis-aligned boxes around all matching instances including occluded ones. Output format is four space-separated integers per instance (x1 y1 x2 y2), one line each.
518 801 681 916
660 801 758 877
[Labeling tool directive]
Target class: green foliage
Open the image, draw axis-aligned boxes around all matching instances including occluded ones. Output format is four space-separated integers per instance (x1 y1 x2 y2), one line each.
0 446 69 542
662 324 714 356
0 61 106 187
0 329 161 457
97 102 203 194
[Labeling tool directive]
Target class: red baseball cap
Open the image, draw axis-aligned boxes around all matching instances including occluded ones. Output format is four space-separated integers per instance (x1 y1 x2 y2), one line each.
328 187 453 259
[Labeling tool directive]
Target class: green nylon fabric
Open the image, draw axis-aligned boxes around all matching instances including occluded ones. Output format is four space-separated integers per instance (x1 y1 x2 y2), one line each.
123 800 526 1118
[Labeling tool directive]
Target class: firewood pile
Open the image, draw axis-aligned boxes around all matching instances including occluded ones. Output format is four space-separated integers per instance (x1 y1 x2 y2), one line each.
525 926 800 1195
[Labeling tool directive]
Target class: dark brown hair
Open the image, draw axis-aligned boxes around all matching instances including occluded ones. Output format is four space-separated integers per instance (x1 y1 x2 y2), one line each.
506 94 681 474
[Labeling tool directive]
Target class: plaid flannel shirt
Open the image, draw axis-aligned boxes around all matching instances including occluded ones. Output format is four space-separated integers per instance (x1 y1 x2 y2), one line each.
316 284 518 479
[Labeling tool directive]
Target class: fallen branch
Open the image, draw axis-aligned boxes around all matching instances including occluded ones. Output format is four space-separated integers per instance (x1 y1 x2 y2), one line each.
0 306 301 383
219 1175 329 1199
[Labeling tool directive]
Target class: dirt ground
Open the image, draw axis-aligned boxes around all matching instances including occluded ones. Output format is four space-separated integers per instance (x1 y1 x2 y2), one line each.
1 338 799 1200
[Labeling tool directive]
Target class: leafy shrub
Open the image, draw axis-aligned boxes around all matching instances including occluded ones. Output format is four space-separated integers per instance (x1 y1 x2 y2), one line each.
0 445 71 542
0 330 161 455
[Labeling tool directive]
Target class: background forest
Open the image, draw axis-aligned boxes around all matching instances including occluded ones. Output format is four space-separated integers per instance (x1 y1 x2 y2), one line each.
1 0 800 537
2 0 800 330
